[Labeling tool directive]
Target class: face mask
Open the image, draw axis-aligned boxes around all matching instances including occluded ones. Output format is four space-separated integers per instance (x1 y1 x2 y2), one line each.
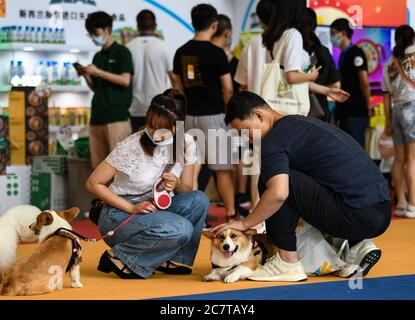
92 35 106 47
330 34 342 48
144 128 174 146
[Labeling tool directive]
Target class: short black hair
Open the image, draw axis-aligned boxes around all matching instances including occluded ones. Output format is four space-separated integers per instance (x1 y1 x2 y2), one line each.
225 92 271 125
330 18 353 38
191 4 218 32
85 11 113 34
256 0 274 26
136 10 157 31
213 14 232 38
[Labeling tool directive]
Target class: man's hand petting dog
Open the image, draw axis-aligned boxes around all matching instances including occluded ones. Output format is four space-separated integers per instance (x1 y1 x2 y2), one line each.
211 220 249 237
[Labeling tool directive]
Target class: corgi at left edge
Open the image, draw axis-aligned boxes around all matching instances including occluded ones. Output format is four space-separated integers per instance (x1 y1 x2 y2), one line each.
203 228 268 283
0 207 83 296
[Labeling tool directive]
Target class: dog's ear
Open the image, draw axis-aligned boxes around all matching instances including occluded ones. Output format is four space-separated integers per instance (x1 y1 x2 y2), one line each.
202 229 214 240
37 211 54 226
58 207 80 222
244 229 257 238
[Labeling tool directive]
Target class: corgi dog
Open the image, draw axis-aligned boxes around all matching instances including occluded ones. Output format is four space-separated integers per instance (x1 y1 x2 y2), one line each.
0 207 83 296
203 229 270 283
0 205 41 274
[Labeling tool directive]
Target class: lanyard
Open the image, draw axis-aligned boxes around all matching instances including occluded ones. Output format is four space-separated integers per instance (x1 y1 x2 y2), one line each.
339 45 353 69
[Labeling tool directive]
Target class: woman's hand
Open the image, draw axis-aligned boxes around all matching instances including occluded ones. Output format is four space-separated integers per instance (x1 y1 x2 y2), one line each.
326 88 350 103
307 66 321 82
211 220 249 237
385 120 393 136
129 201 157 214
162 173 181 192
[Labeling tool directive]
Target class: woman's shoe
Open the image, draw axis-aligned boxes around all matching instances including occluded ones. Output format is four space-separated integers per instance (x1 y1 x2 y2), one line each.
97 251 145 279
156 261 192 275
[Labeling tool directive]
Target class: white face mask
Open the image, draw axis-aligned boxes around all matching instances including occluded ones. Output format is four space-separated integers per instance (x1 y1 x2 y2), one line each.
144 128 174 146
92 35 106 47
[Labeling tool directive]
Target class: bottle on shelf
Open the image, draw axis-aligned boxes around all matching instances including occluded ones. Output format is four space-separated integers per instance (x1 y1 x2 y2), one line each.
31 27 36 43
16 61 25 78
24 26 32 42
46 61 54 84
9 60 17 84
36 61 47 83
52 61 60 84
42 27 48 43
10 26 17 43
36 27 42 43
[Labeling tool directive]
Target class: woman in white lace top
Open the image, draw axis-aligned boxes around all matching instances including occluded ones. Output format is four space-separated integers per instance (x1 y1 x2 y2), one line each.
86 90 210 279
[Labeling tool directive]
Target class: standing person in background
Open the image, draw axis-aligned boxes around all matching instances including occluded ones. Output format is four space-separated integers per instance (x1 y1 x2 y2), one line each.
172 4 241 220
209 14 249 210
127 10 175 133
262 0 346 107
234 0 275 208
79 11 134 169
330 18 371 147
301 8 341 122
383 25 415 219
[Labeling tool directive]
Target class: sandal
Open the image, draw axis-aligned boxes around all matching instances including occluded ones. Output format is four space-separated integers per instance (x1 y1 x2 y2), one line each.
97 251 145 279
156 261 192 275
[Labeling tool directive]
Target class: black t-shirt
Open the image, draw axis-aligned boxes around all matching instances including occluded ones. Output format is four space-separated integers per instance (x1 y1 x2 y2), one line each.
313 45 341 120
259 116 390 209
335 45 369 119
173 40 230 116
229 56 240 93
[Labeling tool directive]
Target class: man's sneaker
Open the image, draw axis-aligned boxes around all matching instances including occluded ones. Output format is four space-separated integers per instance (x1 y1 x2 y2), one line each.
336 239 381 278
248 253 308 282
235 193 251 208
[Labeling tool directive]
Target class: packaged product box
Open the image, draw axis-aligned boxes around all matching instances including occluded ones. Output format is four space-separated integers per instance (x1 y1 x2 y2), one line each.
0 108 10 174
32 155 68 175
9 87 49 165
0 174 21 214
31 172 68 211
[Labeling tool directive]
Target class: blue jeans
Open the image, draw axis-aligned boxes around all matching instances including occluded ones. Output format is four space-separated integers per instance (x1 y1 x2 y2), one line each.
98 191 209 278
338 117 369 148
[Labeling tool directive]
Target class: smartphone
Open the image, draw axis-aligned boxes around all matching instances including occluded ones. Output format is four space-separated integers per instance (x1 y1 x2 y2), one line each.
72 62 85 76
304 53 318 73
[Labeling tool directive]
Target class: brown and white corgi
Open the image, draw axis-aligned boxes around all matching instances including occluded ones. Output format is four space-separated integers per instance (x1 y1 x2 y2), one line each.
0 207 83 296
203 229 272 283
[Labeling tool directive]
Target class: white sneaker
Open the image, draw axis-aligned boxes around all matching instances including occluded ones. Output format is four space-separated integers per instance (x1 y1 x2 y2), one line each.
405 210 415 218
395 206 407 217
248 253 308 282
405 205 415 218
336 239 381 278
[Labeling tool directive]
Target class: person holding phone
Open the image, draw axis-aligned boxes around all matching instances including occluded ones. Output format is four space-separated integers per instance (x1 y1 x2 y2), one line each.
78 11 134 169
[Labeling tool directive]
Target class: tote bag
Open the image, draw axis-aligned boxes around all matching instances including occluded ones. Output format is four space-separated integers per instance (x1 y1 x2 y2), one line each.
296 220 347 276
260 33 310 116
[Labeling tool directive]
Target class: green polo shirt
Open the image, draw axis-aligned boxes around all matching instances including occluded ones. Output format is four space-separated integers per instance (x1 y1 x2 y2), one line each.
90 42 134 125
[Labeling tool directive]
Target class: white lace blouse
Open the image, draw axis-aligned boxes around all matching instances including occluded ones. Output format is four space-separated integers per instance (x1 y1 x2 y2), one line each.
105 131 197 199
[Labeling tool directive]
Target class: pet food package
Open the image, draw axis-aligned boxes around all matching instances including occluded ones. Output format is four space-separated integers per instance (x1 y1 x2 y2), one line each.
8 87 48 165
6 165 32 205
0 108 10 174
31 172 68 211
31 156 68 211
0 174 21 214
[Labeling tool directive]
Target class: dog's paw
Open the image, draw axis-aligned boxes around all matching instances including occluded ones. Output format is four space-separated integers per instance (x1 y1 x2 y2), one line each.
203 274 220 282
224 273 240 284
71 281 83 288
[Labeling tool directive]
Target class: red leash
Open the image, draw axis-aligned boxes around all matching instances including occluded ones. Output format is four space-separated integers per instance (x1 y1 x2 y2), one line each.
85 202 151 242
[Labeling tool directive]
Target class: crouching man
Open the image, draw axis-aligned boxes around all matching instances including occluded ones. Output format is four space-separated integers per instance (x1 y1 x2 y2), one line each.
213 92 391 282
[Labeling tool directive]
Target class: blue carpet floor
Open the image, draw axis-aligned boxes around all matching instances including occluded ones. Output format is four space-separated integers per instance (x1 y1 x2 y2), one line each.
158 275 415 300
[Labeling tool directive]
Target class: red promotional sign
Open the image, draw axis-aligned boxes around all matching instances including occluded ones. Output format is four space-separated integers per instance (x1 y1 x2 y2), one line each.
309 0 407 27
